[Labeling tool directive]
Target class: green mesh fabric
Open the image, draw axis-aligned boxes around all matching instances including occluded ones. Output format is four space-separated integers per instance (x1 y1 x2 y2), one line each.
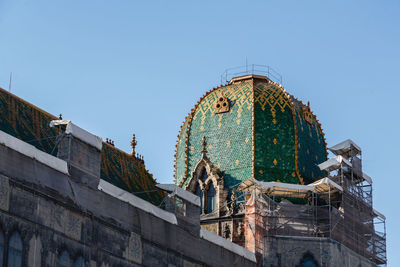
175 77 328 192
0 87 162 205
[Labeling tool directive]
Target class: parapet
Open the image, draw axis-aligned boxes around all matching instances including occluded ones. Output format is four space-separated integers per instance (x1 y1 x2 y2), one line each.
50 120 102 189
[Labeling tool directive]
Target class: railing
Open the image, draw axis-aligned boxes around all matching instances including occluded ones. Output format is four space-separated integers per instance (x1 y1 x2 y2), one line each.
220 64 283 85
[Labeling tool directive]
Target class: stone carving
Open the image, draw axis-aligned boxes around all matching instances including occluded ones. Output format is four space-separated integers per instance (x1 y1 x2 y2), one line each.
223 223 231 239
0 175 10 211
53 207 66 233
126 232 142 264
237 222 244 237
65 211 82 240
228 189 237 215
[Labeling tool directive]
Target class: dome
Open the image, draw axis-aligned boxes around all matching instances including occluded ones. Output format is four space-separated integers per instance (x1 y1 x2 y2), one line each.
174 74 327 190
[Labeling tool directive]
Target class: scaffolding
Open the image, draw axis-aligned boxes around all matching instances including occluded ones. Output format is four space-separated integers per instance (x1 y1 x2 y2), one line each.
238 140 386 266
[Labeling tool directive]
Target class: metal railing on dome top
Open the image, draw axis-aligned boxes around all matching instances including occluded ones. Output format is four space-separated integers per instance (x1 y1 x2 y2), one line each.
220 64 283 85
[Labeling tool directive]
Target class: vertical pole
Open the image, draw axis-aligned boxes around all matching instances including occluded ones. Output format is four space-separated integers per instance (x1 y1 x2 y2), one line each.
9 72 12 92
312 191 316 237
329 186 331 238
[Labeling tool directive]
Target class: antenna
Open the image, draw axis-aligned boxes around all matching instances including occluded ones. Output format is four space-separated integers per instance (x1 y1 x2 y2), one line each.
245 57 248 73
9 72 12 92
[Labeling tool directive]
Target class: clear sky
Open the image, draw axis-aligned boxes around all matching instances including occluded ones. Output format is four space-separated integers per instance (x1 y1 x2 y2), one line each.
1 0 399 265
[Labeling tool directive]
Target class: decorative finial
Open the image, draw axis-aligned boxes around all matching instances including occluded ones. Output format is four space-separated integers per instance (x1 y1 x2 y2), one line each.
131 134 137 155
59 114 63 120
303 101 313 124
201 136 207 157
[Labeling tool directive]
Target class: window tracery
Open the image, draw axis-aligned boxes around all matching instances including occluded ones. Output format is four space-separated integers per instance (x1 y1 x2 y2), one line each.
206 184 216 214
186 136 228 217
195 186 203 213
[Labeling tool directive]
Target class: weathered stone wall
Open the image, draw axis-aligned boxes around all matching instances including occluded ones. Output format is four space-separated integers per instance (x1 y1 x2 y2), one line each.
0 142 256 267
263 236 377 267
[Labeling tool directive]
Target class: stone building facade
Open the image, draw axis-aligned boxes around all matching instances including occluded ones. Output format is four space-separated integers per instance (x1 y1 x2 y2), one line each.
263 236 380 267
0 69 387 266
0 86 257 267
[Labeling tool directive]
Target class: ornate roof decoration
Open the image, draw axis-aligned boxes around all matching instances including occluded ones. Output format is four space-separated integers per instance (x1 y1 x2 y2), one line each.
302 101 313 124
131 134 137 155
214 91 230 114
201 136 208 157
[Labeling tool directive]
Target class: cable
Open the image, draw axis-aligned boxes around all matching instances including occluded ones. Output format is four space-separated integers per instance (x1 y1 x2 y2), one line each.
25 135 58 143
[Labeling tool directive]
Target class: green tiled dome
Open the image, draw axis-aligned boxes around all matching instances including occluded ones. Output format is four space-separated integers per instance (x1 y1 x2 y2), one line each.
174 75 327 190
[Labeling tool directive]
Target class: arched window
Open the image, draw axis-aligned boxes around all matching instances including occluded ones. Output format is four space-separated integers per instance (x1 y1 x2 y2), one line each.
196 185 203 213
58 250 70 267
7 232 22 267
300 253 319 267
206 184 216 214
73 256 85 267
0 230 4 267
200 169 208 183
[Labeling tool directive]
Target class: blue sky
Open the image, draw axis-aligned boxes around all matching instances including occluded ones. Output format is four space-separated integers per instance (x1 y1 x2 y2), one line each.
1 0 399 264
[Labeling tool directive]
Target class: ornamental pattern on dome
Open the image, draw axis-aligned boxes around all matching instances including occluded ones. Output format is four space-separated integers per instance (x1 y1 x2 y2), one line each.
174 76 327 192
192 83 252 128
214 92 230 114
254 83 290 113
253 80 298 184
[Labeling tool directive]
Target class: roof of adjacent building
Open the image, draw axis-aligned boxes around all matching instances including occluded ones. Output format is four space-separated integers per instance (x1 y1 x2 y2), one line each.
0 87 163 205
174 75 327 190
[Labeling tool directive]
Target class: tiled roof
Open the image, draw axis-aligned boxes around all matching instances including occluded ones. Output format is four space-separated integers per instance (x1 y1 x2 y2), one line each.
0 87 163 205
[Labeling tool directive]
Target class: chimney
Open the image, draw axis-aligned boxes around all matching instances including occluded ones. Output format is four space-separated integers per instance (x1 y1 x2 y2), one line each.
50 120 102 189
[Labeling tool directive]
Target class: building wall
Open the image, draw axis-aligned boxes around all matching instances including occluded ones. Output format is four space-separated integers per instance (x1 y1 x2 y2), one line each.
263 236 377 267
0 140 256 267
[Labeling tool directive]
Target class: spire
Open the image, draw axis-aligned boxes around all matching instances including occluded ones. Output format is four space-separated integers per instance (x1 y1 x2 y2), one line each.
131 134 137 155
201 136 207 158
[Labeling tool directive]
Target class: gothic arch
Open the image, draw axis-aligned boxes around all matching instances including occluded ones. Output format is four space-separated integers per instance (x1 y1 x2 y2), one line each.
185 155 228 217
297 252 320 267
